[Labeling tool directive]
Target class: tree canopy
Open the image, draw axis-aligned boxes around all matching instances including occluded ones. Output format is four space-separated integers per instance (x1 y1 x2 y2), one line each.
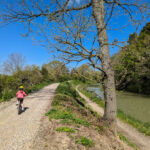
113 22 150 94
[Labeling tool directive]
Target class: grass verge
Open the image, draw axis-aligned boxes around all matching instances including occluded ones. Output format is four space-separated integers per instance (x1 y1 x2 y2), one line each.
117 109 150 136
118 132 139 150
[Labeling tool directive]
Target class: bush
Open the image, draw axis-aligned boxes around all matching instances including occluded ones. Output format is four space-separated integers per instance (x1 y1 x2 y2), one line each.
1 89 16 102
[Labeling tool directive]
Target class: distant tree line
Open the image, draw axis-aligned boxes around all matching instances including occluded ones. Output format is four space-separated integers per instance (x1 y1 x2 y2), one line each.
113 22 150 94
71 64 102 83
0 54 101 102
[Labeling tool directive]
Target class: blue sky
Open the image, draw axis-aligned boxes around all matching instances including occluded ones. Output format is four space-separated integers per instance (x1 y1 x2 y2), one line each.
0 0 150 69
0 23 52 67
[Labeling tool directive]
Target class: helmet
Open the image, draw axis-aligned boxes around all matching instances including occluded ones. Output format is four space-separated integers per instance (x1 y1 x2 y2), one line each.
19 86 24 90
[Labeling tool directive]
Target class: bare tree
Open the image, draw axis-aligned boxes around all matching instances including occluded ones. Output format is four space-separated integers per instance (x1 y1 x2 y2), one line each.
0 0 149 131
2 53 26 74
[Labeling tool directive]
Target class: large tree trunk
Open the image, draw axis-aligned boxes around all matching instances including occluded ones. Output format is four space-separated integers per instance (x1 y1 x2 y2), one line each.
92 0 117 130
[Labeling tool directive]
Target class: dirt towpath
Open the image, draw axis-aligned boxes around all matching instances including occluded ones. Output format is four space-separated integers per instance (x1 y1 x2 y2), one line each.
76 87 150 150
0 83 59 150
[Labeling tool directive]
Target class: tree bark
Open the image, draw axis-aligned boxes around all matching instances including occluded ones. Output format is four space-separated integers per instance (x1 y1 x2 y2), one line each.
92 0 117 130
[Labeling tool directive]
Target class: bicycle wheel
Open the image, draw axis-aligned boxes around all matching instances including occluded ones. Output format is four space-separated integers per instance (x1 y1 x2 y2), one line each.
18 101 22 114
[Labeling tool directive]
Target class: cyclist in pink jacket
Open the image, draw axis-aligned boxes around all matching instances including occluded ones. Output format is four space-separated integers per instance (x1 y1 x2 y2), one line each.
16 86 27 110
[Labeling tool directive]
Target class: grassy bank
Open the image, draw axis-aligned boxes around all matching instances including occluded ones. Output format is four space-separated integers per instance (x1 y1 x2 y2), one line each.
46 81 138 149
117 109 150 136
0 81 52 102
78 83 150 136
46 81 102 147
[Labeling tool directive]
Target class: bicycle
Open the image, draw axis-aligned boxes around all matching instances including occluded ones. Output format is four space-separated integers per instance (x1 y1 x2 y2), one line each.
17 98 23 115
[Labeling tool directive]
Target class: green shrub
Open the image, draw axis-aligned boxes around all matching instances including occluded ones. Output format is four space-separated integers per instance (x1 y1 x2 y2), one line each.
1 89 16 101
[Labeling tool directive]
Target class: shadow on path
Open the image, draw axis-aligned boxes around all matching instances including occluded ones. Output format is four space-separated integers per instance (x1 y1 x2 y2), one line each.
19 107 29 115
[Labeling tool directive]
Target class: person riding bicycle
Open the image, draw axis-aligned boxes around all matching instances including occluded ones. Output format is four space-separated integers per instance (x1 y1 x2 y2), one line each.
16 86 27 110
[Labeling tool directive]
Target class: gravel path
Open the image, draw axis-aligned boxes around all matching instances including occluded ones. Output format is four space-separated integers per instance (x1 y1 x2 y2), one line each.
76 87 150 150
0 83 59 150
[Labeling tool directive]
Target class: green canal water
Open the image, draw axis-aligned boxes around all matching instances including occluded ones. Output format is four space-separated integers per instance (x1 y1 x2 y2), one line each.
87 86 150 123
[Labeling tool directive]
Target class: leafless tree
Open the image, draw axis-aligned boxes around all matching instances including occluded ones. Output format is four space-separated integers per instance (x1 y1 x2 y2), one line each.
0 0 149 131
2 53 26 75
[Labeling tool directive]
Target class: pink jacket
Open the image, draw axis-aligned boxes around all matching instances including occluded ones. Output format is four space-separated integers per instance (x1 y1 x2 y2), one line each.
16 90 27 99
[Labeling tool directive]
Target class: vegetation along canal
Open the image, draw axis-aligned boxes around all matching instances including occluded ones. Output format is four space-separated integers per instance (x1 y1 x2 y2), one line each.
87 86 150 123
